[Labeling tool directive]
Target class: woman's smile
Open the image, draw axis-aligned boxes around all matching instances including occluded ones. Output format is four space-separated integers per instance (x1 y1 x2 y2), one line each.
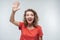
28 18 33 21
26 11 34 24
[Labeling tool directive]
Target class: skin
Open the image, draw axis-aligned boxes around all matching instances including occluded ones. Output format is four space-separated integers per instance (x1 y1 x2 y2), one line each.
26 11 34 25
10 1 42 40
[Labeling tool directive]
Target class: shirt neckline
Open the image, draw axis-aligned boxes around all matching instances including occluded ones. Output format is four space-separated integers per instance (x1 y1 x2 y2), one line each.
25 27 36 31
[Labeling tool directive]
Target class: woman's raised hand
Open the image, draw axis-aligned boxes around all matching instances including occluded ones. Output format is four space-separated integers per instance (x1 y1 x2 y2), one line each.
12 1 20 12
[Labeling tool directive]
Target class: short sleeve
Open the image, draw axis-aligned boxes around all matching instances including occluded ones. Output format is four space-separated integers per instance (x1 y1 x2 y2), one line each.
38 25 43 37
18 22 24 30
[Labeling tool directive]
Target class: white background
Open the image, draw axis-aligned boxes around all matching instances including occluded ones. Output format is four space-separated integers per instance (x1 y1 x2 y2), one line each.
0 0 60 40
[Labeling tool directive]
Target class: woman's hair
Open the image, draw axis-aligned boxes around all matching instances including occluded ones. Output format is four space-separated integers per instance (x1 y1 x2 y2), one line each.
23 9 38 27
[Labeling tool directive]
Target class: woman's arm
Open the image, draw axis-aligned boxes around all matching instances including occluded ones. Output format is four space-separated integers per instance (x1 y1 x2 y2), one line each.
10 1 20 26
39 36 42 40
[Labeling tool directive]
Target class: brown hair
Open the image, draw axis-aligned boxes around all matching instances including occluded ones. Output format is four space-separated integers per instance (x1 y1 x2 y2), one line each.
23 9 38 27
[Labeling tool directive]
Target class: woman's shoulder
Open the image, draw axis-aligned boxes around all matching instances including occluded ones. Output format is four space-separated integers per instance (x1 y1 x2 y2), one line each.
19 21 24 24
19 21 24 26
36 24 42 29
18 21 24 30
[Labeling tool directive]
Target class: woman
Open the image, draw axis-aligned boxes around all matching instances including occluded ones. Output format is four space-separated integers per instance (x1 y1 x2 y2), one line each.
10 1 43 40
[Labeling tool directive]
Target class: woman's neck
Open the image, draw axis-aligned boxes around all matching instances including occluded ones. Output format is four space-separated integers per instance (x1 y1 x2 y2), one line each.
27 24 33 27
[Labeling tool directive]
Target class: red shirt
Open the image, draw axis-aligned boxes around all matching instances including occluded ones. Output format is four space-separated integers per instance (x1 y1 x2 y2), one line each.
18 22 43 40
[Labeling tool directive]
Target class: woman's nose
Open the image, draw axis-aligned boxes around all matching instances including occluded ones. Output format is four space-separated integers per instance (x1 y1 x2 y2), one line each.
28 15 32 17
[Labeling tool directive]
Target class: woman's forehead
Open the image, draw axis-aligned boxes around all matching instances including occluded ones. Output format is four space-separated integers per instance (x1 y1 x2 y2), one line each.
26 11 34 14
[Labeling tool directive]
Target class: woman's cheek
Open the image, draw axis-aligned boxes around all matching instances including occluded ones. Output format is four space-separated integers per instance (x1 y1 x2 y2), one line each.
26 16 28 21
32 16 34 21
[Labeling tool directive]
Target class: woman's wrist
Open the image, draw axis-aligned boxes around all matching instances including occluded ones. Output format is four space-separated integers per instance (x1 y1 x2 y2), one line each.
12 10 16 13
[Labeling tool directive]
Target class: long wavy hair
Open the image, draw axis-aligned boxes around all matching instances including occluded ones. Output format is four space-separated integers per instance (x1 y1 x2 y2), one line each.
23 9 38 27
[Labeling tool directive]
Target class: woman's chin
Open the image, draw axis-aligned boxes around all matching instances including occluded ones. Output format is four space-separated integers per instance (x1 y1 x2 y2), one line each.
27 22 32 24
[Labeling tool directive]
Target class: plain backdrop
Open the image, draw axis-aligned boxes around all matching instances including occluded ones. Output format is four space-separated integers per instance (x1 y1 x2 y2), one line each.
0 0 60 40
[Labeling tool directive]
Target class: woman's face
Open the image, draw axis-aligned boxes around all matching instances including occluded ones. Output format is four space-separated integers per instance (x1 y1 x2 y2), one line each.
25 11 34 24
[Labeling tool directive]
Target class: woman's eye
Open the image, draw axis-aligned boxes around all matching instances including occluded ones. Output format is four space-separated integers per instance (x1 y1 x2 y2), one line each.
26 14 29 16
26 14 34 16
31 14 34 16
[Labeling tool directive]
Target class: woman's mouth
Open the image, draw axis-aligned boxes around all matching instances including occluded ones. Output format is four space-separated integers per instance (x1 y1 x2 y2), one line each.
28 18 32 21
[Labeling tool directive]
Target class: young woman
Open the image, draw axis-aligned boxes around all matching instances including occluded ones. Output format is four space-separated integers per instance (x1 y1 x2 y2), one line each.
10 1 43 40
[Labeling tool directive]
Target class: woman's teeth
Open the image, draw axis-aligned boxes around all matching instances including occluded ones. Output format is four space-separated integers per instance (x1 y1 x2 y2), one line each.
28 18 32 21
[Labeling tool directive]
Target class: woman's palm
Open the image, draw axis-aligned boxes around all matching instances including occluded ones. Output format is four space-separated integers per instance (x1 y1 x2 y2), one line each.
12 1 20 12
